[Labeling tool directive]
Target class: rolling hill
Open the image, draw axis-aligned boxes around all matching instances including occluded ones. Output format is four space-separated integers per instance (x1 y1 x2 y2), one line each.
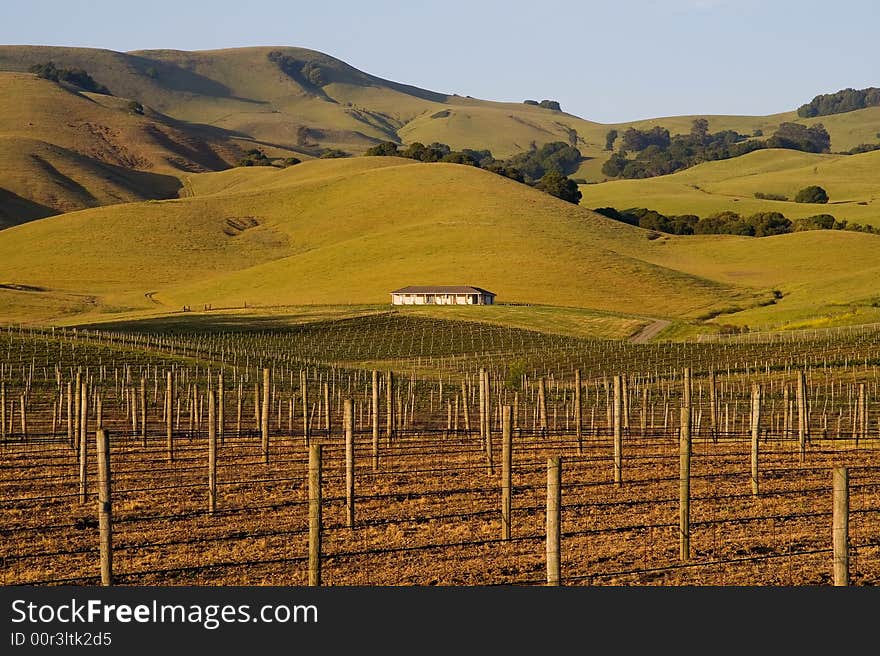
1 45 877 202
581 148 880 228
0 157 762 326
0 71 241 226
0 156 877 335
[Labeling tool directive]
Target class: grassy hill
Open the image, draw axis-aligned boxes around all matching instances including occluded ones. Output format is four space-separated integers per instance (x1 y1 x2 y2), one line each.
0 156 877 336
0 157 762 328
0 72 241 225
2 45 876 187
581 148 880 228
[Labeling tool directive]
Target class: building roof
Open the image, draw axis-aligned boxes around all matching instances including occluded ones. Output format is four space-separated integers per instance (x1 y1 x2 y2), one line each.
391 286 495 296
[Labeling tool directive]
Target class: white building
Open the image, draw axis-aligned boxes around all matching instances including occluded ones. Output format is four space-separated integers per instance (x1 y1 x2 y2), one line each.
390 286 496 306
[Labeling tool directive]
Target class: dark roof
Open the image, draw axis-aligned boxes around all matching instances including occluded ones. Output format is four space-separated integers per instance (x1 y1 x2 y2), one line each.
391 286 495 296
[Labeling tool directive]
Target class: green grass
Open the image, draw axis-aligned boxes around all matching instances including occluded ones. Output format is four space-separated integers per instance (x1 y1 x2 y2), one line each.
581 148 880 227
0 157 759 327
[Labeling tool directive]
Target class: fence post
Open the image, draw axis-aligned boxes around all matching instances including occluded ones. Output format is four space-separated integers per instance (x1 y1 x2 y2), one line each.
217 372 224 445
345 398 355 529
680 405 691 561
261 368 270 464
96 428 112 586
484 369 494 475
166 371 174 461
832 466 849 586
79 381 88 503
138 377 145 447
546 455 561 586
208 389 217 514
501 405 512 541
797 370 808 462
386 371 394 446
460 380 471 438
751 383 762 497
709 369 718 443
1 381 5 443
537 377 548 437
308 443 323 586
301 370 310 446
372 370 379 471
575 369 582 454
613 375 622 486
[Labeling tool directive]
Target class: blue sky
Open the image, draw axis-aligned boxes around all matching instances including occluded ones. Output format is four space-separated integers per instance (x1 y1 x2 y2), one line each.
2 0 877 122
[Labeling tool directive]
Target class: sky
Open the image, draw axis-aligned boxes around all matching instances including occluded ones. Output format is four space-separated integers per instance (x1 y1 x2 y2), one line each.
1 0 877 122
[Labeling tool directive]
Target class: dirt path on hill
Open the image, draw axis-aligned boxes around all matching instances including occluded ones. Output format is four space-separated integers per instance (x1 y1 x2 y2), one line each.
630 318 672 343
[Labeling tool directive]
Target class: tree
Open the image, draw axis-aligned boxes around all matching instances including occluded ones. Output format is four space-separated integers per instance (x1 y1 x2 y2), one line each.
767 123 831 153
747 211 792 237
690 118 710 145
365 141 400 157
794 185 829 203
539 100 561 111
29 61 110 94
604 129 618 151
536 171 581 204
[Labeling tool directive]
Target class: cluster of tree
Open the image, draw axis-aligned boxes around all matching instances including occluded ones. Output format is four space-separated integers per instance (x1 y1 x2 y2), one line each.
847 142 880 154
593 206 878 236
237 148 301 168
363 140 582 203
523 100 562 111
602 120 832 179
794 185 829 203
29 62 110 94
754 186 830 203
797 87 880 118
267 51 327 88
505 142 582 181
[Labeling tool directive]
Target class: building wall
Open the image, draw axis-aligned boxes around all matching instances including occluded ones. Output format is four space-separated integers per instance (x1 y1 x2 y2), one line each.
391 293 495 305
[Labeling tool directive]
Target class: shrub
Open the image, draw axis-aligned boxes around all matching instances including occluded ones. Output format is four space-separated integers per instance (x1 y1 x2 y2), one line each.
794 185 829 203
754 192 787 201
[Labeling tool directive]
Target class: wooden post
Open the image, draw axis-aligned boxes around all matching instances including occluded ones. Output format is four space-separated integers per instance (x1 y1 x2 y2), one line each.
208 389 217 514
797 370 808 462
460 380 471 437
308 443 322 586
751 383 761 497
79 381 88 503
574 369 582 454
537 377 548 436
484 369 494 475
371 370 379 471
546 455 562 586
217 372 224 445
345 398 355 529
832 466 849 586
19 394 26 441
261 368 270 464
139 378 146 447
301 370 310 445
0 381 5 443
323 382 331 436
74 371 82 450
386 371 394 446
857 383 866 446
680 405 691 561
709 369 718 443
166 371 174 462
613 375 622 486
96 428 112 586
479 368 486 447
501 405 512 540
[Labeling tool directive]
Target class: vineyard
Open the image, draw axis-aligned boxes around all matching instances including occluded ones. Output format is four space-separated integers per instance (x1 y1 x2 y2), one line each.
2 315 880 586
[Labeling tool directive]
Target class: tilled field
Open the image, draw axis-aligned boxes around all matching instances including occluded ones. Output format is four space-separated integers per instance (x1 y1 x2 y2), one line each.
3 430 879 586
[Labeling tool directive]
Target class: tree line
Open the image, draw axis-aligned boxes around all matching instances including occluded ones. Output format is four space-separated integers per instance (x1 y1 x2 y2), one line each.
364 140 582 204
797 87 880 118
601 119 832 179
593 206 879 237
29 62 110 94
